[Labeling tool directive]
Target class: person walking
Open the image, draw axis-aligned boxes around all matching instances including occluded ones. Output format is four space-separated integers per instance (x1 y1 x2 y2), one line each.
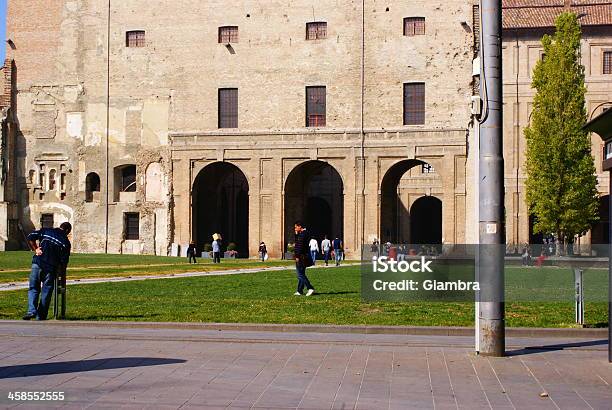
321 235 332 266
212 238 221 263
308 236 319 266
333 235 343 266
187 241 197 264
23 222 72 321
259 242 268 262
293 221 315 296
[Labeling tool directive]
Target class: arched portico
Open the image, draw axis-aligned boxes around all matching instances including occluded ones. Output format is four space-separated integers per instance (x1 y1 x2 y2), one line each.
192 162 249 257
284 160 344 252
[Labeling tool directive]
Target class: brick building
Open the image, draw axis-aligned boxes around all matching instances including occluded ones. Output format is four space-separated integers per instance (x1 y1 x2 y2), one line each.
0 1 610 256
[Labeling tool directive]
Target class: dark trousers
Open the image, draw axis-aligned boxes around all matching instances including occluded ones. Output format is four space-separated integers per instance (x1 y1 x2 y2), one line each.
323 250 330 265
27 263 56 320
188 254 197 264
213 252 221 263
295 262 314 294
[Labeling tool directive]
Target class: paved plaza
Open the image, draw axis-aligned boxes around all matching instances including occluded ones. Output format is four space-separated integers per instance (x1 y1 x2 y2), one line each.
0 322 610 409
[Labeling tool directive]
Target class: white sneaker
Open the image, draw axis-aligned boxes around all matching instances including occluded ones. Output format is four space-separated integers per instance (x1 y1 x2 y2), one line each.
306 289 315 296
293 292 302 296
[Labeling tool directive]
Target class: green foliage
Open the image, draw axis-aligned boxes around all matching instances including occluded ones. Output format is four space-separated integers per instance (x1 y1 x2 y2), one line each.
524 12 599 246
203 243 213 252
227 242 238 251
287 243 295 253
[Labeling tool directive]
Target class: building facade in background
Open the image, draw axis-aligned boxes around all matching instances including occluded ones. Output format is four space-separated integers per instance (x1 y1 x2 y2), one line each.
502 0 612 247
0 1 610 256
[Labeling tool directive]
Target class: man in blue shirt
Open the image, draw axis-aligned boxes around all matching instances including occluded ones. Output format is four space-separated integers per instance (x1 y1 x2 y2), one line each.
23 222 72 320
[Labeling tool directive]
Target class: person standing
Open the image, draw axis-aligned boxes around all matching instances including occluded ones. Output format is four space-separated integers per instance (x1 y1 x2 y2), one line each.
259 242 267 262
321 235 332 266
187 241 197 264
23 222 72 320
212 238 221 263
333 235 343 266
308 236 319 266
293 221 315 296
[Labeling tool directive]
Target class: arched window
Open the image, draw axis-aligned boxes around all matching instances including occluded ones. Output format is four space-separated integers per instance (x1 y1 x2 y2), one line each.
85 172 101 202
114 165 137 202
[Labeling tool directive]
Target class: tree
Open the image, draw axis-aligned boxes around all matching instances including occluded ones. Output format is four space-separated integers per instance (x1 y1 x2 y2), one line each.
524 12 599 253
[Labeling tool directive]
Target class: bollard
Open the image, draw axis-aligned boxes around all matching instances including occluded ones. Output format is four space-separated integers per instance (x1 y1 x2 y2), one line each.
574 268 584 325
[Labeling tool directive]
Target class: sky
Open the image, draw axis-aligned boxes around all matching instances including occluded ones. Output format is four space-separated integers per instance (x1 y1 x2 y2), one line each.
0 0 5 60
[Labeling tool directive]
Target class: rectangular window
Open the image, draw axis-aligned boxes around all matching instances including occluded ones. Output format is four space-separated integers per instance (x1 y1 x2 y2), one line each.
126 30 145 47
218 88 238 128
124 213 140 240
604 51 612 74
404 83 425 125
404 17 425 36
306 86 326 127
121 165 136 192
41 214 54 229
218 26 239 43
306 22 327 40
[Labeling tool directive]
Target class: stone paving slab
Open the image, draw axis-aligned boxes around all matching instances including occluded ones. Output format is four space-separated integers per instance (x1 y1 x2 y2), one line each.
0 323 610 409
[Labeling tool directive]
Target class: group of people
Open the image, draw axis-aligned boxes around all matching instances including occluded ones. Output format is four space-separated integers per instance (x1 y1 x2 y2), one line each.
308 235 344 267
186 237 223 264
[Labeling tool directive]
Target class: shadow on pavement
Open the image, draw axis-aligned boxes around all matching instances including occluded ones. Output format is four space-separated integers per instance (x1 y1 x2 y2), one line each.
506 339 608 356
0 357 186 379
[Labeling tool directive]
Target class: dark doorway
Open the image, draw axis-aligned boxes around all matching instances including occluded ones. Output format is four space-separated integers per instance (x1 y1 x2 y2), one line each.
529 213 544 245
284 161 343 250
380 159 442 244
192 162 249 257
410 196 442 244
591 195 609 244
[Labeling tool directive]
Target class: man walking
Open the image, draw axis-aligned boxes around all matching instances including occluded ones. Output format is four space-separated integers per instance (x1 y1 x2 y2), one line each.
293 221 315 296
333 235 343 266
187 241 197 264
23 222 72 320
308 236 319 266
321 235 332 266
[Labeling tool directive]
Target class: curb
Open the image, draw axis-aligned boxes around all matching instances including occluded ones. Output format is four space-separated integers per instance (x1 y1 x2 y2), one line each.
0 320 607 339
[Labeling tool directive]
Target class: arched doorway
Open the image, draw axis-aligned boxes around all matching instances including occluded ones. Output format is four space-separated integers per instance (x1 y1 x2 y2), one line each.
380 159 442 244
410 196 442 244
284 161 343 251
192 162 249 257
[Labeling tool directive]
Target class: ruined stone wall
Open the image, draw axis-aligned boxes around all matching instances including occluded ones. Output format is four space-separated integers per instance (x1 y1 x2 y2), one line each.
7 0 476 256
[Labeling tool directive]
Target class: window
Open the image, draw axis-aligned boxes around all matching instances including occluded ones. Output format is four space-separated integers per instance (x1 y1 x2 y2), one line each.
404 83 425 125
306 22 327 40
41 213 54 229
604 51 612 74
124 213 140 240
306 86 326 127
218 26 239 43
126 30 145 47
86 172 101 203
422 163 435 174
121 165 136 192
404 17 425 36
218 88 238 128
49 169 57 191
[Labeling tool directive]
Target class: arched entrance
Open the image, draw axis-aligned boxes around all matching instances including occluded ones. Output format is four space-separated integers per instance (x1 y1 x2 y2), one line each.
380 159 442 244
410 196 442 244
284 161 343 251
192 162 249 257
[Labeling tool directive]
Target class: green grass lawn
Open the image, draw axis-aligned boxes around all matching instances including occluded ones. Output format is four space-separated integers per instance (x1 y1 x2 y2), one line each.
0 263 607 328
0 251 293 283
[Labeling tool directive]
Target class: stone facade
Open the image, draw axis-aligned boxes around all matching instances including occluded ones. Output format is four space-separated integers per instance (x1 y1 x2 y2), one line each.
501 1 612 247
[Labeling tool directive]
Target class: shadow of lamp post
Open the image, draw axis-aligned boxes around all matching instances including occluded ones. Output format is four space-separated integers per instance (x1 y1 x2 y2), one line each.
583 106 612 363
